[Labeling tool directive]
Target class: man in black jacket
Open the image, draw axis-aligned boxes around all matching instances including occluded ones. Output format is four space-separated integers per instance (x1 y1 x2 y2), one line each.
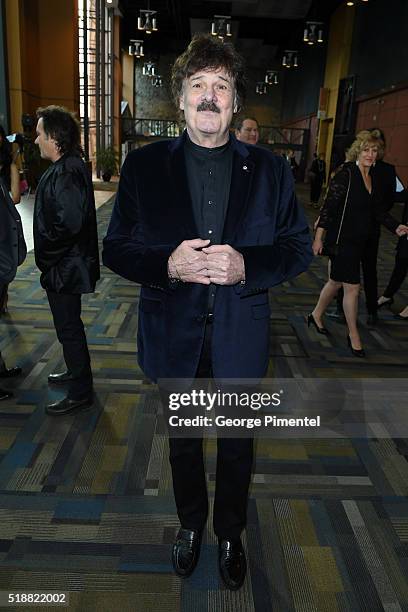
34 106 99 415
0 178 24 400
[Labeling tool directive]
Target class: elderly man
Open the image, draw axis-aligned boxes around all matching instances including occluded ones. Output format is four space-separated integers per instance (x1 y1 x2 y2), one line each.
34 106 99 415
103 34 312 590
235 116 259 145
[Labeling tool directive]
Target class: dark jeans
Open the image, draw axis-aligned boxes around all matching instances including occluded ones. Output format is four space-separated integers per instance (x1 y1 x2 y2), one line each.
167 320 254 541
46 290 93 399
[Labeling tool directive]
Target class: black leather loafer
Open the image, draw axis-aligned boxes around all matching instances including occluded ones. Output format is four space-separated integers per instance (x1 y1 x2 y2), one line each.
0 388 13 401
45 396 93 416
48 371 73 385
0 367 22 379
172 528 202 577
218 538 247 590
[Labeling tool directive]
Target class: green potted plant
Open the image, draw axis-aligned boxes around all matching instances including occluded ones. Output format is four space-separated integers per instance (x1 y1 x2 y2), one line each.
96 146 119 182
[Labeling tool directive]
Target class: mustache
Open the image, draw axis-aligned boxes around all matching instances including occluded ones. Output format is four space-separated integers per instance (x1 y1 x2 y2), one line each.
197 101 221 113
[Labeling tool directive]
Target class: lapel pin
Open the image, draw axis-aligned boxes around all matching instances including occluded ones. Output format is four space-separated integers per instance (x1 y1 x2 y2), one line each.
243 165 249 172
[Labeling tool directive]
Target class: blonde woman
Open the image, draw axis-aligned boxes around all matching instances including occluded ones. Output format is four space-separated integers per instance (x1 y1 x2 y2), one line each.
308 130 408 357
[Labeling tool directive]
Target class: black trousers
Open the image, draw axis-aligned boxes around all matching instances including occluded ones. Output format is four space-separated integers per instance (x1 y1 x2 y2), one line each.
336 231 380 315
310 178 324 204
384 256 408 297
167 321 254 541
361 230 381 315
46 290 93 399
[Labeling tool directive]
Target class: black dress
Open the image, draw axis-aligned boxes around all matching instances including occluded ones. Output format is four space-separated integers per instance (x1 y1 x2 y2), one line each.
318 162 373 285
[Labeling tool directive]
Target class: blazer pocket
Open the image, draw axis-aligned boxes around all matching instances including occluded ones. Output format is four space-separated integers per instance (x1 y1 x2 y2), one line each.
251 303 270 319
139 297 163 314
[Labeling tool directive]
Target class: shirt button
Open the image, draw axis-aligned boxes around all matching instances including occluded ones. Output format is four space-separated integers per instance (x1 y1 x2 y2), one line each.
208 230 213 234
208 200 213 205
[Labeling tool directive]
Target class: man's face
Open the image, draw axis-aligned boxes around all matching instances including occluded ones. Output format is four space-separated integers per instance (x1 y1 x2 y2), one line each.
179 68 236 146
236 119 259 145
35 118 60 161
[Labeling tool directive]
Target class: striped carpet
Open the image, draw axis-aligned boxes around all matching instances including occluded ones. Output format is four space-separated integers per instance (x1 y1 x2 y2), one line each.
0 191 407 611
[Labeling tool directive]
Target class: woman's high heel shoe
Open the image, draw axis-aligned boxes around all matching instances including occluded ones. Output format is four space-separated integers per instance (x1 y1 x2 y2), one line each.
347 335 366 358
307 313 329 335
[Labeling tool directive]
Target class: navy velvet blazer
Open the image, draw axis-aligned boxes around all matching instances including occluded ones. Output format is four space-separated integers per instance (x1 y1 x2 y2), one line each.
102 132 313 380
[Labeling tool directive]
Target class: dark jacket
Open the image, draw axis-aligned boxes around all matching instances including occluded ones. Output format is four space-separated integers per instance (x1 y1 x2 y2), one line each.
102 132 312 381
0 178 26 284
33 153 100 293
318 162 399 247
310 157 326 183
395 188 408 258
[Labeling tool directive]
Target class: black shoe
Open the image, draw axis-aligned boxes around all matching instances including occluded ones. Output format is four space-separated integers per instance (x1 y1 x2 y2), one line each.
218 538 247 591
0 388 13 401
172 528 202 577
0 366 22 379
306 313 329 335
48 371 73 385
347 335 365 358
326 309 346 323
45 395 93 416
366 314 378 327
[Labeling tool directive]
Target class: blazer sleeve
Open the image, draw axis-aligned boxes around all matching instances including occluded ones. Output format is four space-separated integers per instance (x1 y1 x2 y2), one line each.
236 159 313 294
317 166 349 231
102 153 175 290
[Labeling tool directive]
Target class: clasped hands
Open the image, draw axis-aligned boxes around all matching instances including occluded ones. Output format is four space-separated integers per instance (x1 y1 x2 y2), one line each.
168 238 245 285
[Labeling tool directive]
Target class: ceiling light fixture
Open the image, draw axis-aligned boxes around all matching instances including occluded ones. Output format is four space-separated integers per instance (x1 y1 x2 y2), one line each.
282 50 299 69
128 40 144 58
265 70 279 85
138 8 158 34
255 82 267 95
152 75 163 88
303 21 324 45
210 15 233 40
142 61 156 77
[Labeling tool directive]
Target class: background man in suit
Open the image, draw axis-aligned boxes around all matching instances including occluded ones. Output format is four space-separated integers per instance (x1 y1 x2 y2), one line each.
235 116 259 145
34 106 99 416
103 34 312 590
309 152 326 209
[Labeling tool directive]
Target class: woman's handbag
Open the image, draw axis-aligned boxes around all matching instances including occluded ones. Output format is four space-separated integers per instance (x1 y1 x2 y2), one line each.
321 168 351 257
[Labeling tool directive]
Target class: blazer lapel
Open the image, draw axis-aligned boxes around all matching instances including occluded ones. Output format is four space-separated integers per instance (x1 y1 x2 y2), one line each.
222 142 254 243
168 134 199 238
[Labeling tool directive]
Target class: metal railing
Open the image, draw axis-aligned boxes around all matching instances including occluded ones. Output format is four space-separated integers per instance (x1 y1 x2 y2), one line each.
123 118 181 140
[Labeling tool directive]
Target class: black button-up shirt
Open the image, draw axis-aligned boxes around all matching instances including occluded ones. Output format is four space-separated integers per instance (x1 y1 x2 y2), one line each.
184 132 233 314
